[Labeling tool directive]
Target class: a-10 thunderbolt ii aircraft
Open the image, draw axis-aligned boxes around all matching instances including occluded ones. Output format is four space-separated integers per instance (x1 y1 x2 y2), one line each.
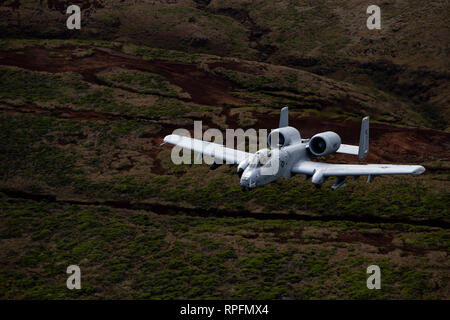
163 107 425 190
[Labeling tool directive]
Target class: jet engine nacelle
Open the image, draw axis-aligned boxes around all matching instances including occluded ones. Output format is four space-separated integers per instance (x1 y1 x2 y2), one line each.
268 126 301 148
309 131 341 156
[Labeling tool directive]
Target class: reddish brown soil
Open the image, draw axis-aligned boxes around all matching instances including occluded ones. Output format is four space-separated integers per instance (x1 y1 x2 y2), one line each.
0 46 245 106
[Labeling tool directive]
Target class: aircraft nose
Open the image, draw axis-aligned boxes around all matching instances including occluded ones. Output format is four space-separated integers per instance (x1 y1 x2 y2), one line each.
240 177 249 187
240 177 256 188
240 169 257 188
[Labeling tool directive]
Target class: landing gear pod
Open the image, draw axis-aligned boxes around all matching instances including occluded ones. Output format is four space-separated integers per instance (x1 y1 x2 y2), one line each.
237 158 250 177
311 169 325 186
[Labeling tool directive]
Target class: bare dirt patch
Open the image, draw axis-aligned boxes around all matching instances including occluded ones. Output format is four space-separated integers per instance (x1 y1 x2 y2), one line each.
0 46 246 106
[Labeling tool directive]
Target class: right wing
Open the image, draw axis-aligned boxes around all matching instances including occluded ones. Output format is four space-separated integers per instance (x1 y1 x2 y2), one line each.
163 134 250 164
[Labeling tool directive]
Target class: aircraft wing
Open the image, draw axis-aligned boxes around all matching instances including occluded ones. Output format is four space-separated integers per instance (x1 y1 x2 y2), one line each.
291 160 426 177
163 134 250 164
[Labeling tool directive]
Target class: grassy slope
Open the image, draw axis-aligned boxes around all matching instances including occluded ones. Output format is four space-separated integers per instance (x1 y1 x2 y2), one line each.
1 198 448 299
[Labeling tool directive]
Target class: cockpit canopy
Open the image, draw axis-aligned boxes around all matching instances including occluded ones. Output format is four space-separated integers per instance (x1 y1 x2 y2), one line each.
249 149 272 168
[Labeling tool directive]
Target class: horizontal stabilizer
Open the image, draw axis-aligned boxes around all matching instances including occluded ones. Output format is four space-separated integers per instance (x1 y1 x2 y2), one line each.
336 144 359 155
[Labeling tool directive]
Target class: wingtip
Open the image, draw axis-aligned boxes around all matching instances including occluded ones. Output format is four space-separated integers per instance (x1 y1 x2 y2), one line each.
414 166 426 175
163 134 179 142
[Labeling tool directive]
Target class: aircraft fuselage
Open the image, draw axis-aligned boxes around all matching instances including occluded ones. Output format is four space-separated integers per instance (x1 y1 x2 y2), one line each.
240 142 309 189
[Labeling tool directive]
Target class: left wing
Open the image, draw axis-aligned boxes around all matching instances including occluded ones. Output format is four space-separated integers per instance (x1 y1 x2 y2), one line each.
163 134 250 164
292 160 425 188
292 161 426 176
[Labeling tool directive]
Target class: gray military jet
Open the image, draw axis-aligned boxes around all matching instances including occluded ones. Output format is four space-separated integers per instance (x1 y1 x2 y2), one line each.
163 107 425 190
